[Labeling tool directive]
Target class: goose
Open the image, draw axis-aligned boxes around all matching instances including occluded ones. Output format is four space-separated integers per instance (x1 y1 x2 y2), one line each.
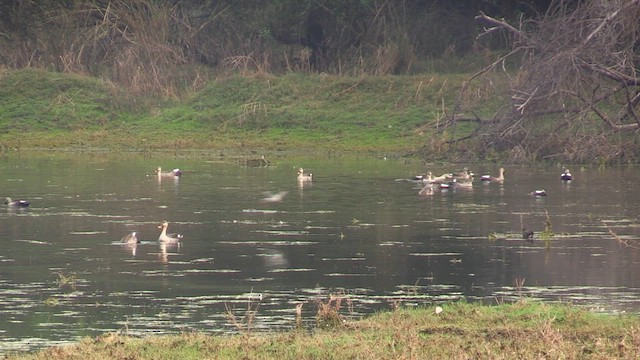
158 221 183 243
522 229 534 241
156 167 183 177
120 231 140 244
297 168 313 181
481 167 505 183
530 189 547 197
560 169 572 181
418 183 435 196
452 178 473 189
453 167 474 181
5 197 29 207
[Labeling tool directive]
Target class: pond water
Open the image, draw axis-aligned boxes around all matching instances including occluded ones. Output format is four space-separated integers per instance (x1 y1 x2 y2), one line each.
1 152 640 353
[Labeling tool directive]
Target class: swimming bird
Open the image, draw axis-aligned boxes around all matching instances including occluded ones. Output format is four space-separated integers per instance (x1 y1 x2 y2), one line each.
242 155 270 167
156 167 183 177
530 189 547 197
261 191 288 203
418 183 435 196
522 229 534 241
412 172 430 182
5 197 29 207
297 168 313 181
438 182 452 190
120 231 140 244
452 178 473 189
428 172 451 184
560 169 572 181
453 167 474 181
481 167 505 183
158 221 183 243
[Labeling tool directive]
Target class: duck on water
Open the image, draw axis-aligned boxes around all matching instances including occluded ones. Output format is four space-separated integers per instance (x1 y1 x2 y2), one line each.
5 197 29 207
158 221 184 243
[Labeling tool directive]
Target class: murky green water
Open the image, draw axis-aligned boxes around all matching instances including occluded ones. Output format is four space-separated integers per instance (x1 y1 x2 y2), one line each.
1 152 640 353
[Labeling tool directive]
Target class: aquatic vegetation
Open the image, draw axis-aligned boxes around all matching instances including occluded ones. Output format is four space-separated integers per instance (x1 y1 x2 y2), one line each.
42 297 59 307
539 210 554 241
224 293 261 335
54 272 77 290
316 293 355 330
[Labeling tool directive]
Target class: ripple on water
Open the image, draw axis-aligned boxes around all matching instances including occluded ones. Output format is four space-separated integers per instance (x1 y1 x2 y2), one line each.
409 252 462 257
268 268 315 273
217 240 316 246
13 239 51 245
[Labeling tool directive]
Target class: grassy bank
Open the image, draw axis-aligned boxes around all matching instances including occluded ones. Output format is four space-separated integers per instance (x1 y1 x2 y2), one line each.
0 69 498 157
6 301 639 359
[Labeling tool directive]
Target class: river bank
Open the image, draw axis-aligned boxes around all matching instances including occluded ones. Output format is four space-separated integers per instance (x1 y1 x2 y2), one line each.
0 68 495 161
5 301 639 359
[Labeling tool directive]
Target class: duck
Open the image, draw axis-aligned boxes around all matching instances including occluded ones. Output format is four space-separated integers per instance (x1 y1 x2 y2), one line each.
120 231 140 244
156 167 183 177
158 221 183 243
438 182 452 190
452 178 473 189
5 197 29 207
429 172 451 184
560 168 572 181
242 155 270 167
522 229 534 241
418 183 435 196
453 167 474 181
412 172 431 182
297 168 313 181
530 189 547 197
481 167 505 183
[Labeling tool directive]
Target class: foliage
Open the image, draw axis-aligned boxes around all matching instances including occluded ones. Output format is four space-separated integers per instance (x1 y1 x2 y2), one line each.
0 0 551 95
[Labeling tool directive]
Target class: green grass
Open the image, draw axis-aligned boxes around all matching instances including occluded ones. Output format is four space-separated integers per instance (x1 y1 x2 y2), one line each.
6 301 639 359
0 69 504 155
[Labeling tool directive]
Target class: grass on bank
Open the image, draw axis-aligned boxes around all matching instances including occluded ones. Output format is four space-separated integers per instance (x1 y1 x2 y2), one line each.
6 301 640 359
0 69 503 155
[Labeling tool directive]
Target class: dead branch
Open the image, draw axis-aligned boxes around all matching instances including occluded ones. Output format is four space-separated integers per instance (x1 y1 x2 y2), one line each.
448 0 640 162
475 11 535 45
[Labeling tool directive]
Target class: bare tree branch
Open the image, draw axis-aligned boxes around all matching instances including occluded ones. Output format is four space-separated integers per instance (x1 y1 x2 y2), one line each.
448 0 640 163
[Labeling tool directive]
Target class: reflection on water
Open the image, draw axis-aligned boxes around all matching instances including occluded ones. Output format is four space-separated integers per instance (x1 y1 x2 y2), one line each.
1 153 640 353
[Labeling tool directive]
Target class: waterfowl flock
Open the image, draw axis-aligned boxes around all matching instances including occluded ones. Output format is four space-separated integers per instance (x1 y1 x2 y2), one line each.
6 161 570 252
410 165 576 240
